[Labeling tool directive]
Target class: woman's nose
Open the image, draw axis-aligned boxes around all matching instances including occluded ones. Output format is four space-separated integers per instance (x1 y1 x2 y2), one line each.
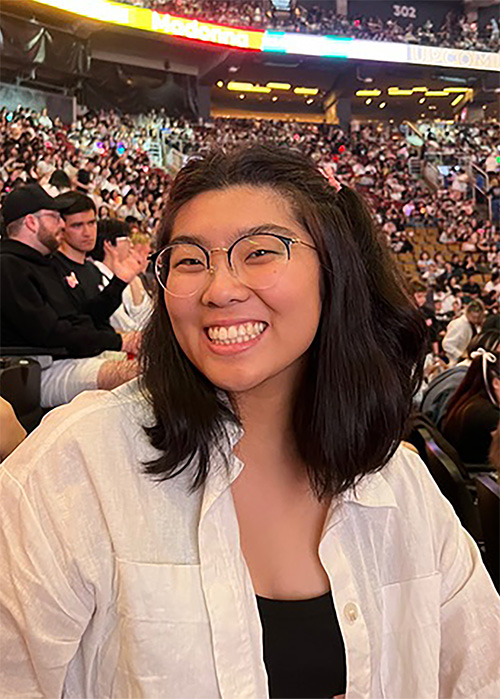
200 256 250 306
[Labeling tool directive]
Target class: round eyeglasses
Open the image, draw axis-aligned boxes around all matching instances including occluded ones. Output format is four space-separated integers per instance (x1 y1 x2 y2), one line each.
150 233 317 298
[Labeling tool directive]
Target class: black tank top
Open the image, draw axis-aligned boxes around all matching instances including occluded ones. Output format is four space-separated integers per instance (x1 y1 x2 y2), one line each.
256 592 347 698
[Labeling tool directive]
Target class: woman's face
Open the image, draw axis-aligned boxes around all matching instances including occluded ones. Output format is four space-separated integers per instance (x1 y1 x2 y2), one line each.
165 185 322 395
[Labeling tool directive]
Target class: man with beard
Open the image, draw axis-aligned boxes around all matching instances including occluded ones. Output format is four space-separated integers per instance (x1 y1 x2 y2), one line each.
0 184 139 409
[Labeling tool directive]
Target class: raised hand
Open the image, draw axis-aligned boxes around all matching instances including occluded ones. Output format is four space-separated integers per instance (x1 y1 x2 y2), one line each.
109 244 148 284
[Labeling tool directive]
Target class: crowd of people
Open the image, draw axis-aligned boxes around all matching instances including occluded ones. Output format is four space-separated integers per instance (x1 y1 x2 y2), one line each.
0 104 499 472
0 106 171 238
122 0 500 53
420 120 500 173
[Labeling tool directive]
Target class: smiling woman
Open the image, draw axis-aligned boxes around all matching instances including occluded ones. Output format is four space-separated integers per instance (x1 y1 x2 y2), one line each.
142 146 426 497
0 145 499 699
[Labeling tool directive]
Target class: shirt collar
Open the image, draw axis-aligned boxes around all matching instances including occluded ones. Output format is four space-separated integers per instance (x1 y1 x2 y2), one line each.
95 259 113 278
199 397 244 521
207 414 398 514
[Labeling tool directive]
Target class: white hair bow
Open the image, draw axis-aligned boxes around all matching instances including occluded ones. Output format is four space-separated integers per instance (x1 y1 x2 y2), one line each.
471 348 498 405
471 348 496 364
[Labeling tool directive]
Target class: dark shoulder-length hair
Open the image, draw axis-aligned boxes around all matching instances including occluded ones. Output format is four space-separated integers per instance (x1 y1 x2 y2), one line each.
442 346 500 430
140 144 427 499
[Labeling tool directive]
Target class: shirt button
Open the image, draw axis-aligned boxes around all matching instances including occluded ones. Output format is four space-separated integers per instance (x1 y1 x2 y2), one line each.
343 602 360 623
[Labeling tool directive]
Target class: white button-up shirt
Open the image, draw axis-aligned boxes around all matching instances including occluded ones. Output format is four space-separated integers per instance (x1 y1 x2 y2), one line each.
1 381 499 698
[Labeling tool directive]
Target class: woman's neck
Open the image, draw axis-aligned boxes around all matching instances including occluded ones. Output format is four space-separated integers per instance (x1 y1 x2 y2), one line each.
230 371 304 479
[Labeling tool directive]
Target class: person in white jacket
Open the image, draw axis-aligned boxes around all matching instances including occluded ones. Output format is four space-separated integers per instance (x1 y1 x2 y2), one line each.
1 145 499 698
91 218 153 332
442 300 485 365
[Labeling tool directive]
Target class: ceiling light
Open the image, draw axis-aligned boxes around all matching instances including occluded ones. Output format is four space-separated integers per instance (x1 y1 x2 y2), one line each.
266 82 291 90
365 98 372 105
388 88 413 96
379 102 386 109
216 81 224 88
306 98 314 104
228 81 271 93
443 87 469 93
356 89 381 97
428 105 437 110
419 97 426 104
451 94 464 107
412 87 428 92
425 91 449 97
271 96 278 102
239 94 245 100
294 87 319 96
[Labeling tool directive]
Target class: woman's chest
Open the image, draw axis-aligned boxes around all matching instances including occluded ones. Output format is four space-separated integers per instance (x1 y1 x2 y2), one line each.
230 475 332 599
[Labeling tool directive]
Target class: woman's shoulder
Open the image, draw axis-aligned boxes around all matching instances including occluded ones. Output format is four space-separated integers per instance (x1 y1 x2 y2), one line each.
359 444 450 517
45 379 151 439
0 380 155 491
347 445 472 563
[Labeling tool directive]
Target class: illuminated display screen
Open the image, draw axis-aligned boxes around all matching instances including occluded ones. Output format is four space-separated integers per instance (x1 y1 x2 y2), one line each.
30 0 264 50
30 0 500 72
262 32 500 72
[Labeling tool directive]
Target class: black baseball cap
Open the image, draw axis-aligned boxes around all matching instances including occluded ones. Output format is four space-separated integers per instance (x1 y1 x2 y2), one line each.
2 183 65 226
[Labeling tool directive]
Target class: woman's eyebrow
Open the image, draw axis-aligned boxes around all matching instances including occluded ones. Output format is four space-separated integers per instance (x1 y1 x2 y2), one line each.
170 224 296 247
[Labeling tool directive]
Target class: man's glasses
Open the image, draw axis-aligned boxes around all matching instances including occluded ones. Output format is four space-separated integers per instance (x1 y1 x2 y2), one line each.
150 233 317 298
34 211 62 223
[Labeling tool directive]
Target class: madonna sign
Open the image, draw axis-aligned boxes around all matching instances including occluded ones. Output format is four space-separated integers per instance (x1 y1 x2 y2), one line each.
150 12 261 50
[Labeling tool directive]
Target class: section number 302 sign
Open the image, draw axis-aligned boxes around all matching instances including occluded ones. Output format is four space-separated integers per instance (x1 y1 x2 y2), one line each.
392 5 417 19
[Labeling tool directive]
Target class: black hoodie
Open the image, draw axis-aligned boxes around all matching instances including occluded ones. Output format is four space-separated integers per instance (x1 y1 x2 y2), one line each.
0 239 122 357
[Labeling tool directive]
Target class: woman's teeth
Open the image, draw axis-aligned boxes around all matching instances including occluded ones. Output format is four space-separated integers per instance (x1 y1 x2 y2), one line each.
207 322 266 345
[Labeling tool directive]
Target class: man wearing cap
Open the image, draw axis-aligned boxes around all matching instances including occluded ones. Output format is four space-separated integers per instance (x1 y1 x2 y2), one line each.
0 184 139 408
